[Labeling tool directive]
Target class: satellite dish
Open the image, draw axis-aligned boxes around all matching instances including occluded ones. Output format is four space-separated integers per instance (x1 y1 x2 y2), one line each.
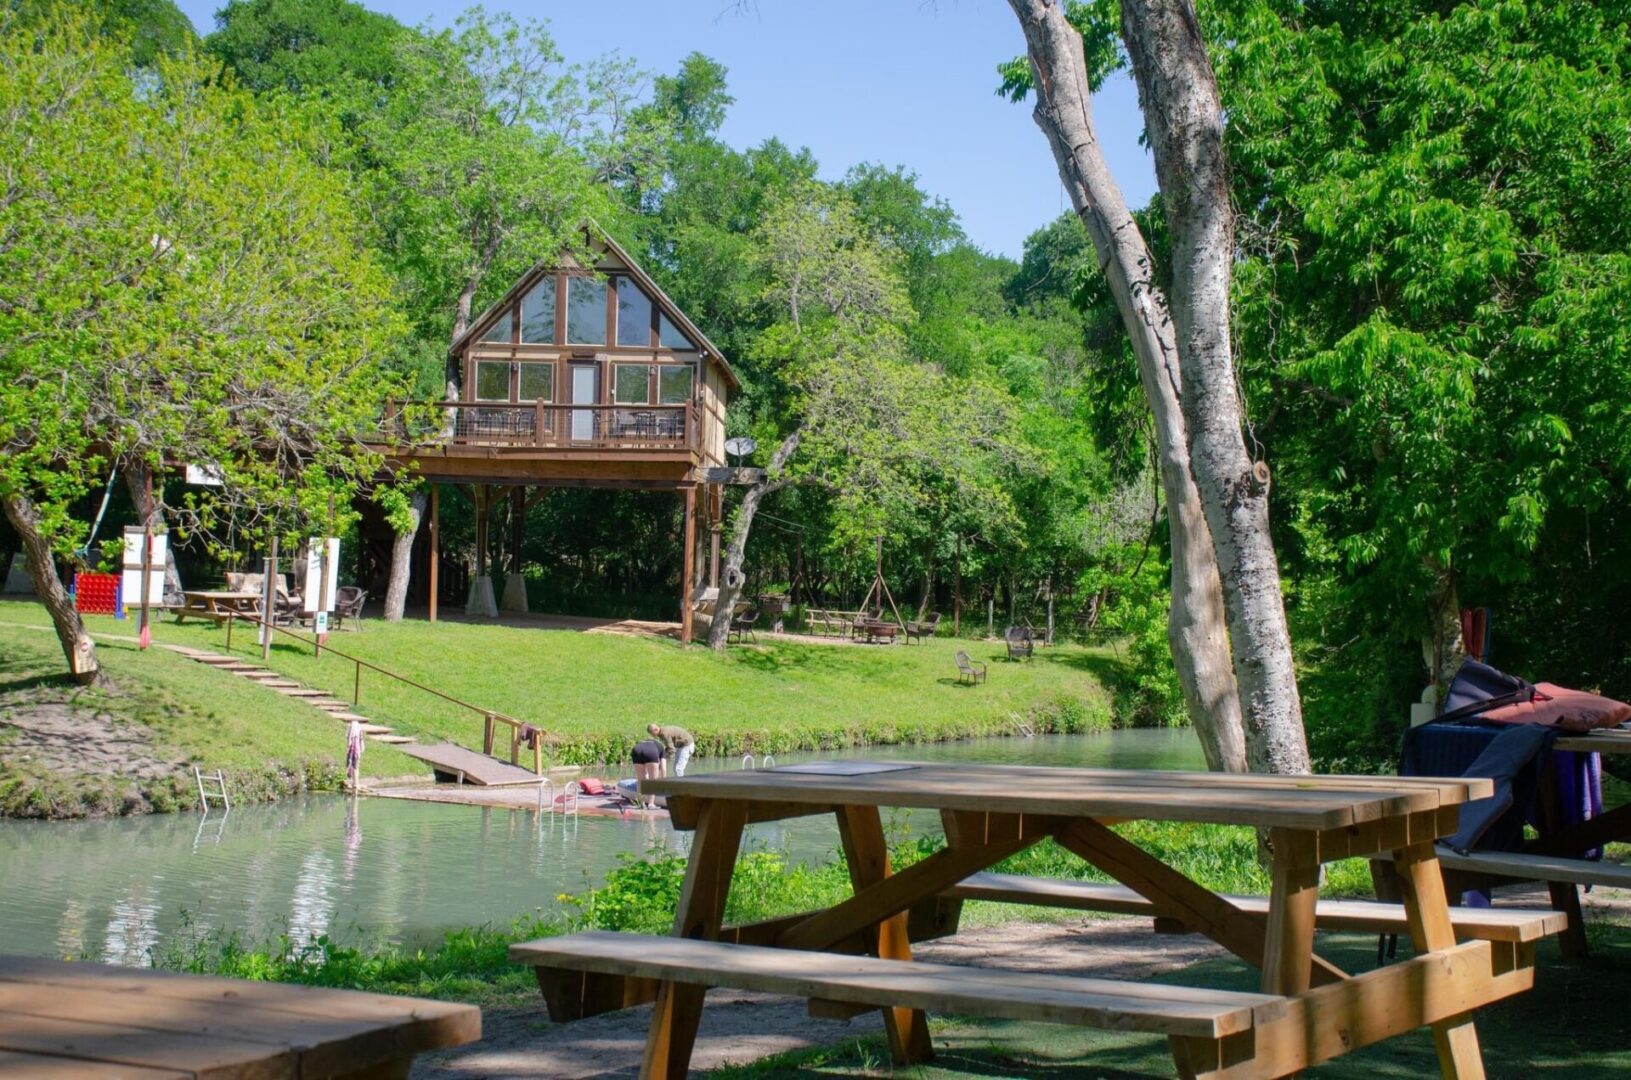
724 436 758 461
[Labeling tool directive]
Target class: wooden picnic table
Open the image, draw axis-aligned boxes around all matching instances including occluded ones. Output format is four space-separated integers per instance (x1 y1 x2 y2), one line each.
174 590 262 626
1427 725 1631 957
0 953 479 1077
514 761 1562 1080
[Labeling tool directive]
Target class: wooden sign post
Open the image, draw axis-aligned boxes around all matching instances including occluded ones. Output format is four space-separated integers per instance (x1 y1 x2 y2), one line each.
303 537 340 657
260 536 278 662
121 527 166 652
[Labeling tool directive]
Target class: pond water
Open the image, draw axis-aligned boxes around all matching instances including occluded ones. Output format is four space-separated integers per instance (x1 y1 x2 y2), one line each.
0 730 1204 963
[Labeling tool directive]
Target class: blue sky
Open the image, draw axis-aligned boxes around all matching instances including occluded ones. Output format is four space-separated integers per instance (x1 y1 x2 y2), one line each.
175 0 1155 260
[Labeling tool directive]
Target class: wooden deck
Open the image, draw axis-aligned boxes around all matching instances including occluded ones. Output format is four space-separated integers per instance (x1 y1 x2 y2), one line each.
398 742 546 786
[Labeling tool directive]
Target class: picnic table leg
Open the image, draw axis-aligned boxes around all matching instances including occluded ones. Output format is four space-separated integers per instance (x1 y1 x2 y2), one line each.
640 798 747 1080
835 804 934 1066
1261 828 1321 996
1393 842 1487 1080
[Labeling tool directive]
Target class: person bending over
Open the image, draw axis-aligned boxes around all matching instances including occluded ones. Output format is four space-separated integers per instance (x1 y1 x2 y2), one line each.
630 737 666 809
648 723 695 776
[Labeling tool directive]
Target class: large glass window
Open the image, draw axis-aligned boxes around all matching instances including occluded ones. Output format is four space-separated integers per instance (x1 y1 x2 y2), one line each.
474 361 510 401
517 363 553 402
658 313 696 351
481 309 513 344
521 277 557 343
615 276 653 346
614 364 651 405
567 276 607 345
658 364 693 404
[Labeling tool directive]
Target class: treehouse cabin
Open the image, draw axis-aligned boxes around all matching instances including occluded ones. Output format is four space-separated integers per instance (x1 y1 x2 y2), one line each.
372 229 736 638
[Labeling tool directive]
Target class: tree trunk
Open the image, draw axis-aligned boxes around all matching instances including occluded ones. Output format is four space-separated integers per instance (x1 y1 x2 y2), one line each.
707 428 803 651
1008 0 1249 773
2 492 100 684
1423 559 1464 707
123 462 183 599
383 488 427 622
1119 0 1309 775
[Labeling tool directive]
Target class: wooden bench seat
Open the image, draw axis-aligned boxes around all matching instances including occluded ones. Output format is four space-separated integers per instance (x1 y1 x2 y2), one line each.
1435 849 1631 890
512 930 1280 1040
945 872 1567 943
514 930 1538 1080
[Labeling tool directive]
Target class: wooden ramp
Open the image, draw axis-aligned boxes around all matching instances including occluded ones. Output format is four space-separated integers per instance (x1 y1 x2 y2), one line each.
398 742 543 786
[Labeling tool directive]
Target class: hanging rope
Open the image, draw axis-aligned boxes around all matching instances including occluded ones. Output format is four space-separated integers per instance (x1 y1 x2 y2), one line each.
75 470 119 563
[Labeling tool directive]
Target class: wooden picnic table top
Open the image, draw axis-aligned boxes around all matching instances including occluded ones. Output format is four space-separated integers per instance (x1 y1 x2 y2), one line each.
1553 727 1631 754
181 590 262 602
0 954 479 1078
643 761 1493 831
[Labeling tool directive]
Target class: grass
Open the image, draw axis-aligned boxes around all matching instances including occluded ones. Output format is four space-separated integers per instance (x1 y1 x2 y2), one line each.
702 925 1631 1078
0 618 415 817
0 597 1118 768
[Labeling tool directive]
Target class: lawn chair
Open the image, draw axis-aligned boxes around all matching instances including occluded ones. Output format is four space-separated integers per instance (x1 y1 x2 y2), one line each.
334 586 367 630
729 605 760 644
904 612 941 644
955 650 987 685
1005 625 1033 661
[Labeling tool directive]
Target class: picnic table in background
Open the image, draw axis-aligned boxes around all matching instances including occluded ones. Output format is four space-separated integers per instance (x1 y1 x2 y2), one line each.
0 953 479 1077
174 590 263 626
515 762 1566 1080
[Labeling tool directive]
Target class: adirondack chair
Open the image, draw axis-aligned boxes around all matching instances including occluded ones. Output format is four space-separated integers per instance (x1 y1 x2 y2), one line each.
905 612 941 644
955 650 987 685
1005 625 1034 661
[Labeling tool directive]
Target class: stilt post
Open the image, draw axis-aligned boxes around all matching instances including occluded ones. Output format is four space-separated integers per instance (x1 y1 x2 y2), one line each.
680 485 697 644
428 484 440 623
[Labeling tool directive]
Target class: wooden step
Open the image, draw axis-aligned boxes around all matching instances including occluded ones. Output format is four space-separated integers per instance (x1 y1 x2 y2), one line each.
1436 849 1631 890
945 873 1567 943
511 931 1277 1039
370 735 416 745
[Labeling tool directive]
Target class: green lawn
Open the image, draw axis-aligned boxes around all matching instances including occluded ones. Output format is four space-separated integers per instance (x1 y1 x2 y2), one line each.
0 617 415 817
0 598 1116 769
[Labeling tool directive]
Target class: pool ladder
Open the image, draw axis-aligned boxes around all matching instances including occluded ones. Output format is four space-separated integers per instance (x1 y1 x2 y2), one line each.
537 777 579 815
739 754 777 770
194 766 230 812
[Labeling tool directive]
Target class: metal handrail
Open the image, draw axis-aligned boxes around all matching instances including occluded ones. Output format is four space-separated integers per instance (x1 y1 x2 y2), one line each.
220 610 540 770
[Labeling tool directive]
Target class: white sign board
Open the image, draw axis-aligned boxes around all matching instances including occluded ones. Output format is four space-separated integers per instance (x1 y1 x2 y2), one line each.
184 463 225 487
120 529 167 606
302 538 340 613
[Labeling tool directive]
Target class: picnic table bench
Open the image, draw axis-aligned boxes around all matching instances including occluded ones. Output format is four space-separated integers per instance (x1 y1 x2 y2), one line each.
0 953 479 1077
173 590 263 626
513 762 1563 1080
1390 725 1631 958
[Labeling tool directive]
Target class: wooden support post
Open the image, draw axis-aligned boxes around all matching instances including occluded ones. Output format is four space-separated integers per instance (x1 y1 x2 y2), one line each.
833 804 934 1066
261 539 277 663
428 484 439 624
1393 842 1487 1079
708 484 721 591
953 534 962 637
679 486 696 644
510 487 526 574
641 799 747 1080
1260 828 1321 996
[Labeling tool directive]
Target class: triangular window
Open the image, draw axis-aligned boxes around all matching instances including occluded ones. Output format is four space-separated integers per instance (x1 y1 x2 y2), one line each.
658 313 696 351
481 310 513 344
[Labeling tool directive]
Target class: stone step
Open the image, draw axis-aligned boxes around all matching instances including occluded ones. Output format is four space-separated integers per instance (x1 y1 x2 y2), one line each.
327 712 371 723
283 689 335 698
370 735 416 745
194 655 241 665
260 681 302 689
357 723 395 736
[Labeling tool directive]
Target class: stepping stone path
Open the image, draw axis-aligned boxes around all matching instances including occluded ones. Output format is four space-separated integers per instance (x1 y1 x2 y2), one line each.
171 648 414 748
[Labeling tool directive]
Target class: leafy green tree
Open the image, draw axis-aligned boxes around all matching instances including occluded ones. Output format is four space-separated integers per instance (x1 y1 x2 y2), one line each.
1206 0 1631 759
206 0 405 102
0 12 402 681
9 0 197 64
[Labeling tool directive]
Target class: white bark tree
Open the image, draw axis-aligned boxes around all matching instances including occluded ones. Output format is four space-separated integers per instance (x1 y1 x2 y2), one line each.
1008 0 1249 773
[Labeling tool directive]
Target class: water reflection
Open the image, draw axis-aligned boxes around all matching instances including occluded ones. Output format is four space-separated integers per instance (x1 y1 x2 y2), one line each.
0 730 1203 962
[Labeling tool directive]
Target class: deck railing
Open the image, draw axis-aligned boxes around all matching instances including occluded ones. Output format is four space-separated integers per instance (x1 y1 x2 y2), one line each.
380 400 699 453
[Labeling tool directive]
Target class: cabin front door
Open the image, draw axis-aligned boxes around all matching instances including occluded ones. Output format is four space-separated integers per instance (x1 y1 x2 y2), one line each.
570 364 597 442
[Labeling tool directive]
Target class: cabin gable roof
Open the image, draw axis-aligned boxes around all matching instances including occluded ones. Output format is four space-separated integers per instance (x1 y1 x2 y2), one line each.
450 224 738 392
